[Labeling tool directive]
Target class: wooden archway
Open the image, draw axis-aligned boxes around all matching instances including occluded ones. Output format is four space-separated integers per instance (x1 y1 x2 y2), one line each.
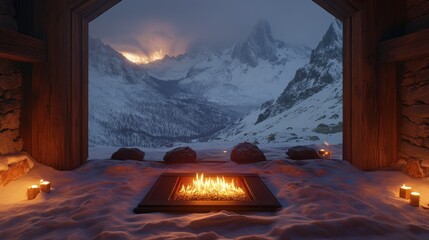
1 0 410 170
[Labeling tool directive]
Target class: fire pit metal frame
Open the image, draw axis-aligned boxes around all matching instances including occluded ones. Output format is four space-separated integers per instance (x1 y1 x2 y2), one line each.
134 172 281 213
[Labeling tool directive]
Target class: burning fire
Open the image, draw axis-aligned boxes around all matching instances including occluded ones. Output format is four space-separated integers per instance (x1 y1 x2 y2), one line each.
319 140 332 158
121 49 164 64
175 173 248 201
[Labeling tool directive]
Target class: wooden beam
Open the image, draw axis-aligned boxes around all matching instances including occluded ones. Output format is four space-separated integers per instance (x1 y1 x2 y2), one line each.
346 0 403 170
379 28 429 63
70 0 121 21
342 17 352 165
26 0 120 170
0 28 46 62
313 0 362 20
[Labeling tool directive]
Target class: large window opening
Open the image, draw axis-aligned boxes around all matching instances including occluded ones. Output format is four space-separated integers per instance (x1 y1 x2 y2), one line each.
88 0 342 156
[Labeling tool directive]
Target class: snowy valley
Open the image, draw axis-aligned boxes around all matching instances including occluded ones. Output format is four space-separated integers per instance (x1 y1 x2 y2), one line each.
89 19 343 147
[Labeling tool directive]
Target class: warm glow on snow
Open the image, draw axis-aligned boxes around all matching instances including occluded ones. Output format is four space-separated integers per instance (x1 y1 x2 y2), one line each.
175 173 248 201
121 49 164 64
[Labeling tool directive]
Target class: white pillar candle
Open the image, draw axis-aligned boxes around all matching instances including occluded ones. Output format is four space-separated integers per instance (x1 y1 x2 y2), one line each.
27 185 40 200
399 184 412 199
410 192 420 207
40 180 51 193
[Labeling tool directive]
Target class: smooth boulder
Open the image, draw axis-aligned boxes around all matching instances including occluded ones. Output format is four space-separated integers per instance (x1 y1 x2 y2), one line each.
230 142 266 164
286 146 320 160
111 148 145 161
163 146 197 163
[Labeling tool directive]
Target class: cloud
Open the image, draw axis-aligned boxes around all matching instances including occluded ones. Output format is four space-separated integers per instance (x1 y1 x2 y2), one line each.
89 0 335 59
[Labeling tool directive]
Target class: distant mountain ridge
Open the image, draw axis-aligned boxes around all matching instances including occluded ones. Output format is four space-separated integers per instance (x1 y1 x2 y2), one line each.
88 38 238 147
211 19 343 145
256 19 343 123
88 19 343 147
145 20 311 108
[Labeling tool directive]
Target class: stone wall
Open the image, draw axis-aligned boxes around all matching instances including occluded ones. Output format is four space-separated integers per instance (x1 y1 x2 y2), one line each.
397 0 429 177
0 0 23 155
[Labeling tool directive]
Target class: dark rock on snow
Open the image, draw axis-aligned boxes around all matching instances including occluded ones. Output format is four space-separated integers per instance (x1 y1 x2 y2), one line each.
286 146 320 160
230 142 266 164
111 148 145 161
163 146 197 163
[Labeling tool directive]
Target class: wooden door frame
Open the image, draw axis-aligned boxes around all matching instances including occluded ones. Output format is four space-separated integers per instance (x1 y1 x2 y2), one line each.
14 0 403 170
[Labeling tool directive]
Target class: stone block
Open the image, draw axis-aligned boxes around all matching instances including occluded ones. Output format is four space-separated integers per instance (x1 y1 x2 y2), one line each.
0 98 21 114
0 73 22 90
0 129 23 154
404 58 429 72
0 110 20 130
163 146 197 163
402 159 425 178
231 142 266 163
400 141 429 161
401 117 429 138
111 148 145 161
3 88 21 100
0 152 35 186
401 77 418 87
423 138 429 149
415 68 429 83
0 160 29 186
402 134 423 147
402 104 429 119
401 84 429 105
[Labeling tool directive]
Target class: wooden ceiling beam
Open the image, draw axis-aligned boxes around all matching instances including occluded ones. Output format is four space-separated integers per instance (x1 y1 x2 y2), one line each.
379 28 429 63
312 0 362 20
69 0 121 22
0 28 46 62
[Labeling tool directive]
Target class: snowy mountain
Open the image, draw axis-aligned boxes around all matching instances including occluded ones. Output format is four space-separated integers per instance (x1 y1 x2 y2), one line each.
88 38 237 147
145 20 310 109
144 45 212 80
212 20 343 145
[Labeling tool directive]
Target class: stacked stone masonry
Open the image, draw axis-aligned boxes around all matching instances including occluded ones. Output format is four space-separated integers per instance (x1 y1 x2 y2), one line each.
0 0 23 155
396 0 429 177
399 58 429 177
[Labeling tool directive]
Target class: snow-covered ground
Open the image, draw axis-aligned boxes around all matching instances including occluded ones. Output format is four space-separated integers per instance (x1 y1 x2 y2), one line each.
1 144 429 239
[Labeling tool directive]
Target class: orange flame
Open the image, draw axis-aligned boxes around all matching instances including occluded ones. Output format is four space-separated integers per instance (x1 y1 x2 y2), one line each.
175 173 248 201
121 49 164 64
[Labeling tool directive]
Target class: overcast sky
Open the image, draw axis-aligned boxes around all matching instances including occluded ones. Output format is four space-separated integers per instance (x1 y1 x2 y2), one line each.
90 0 335 62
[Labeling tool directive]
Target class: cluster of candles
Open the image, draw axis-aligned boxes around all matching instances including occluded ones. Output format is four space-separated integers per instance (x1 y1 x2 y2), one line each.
399 184 420 207
319 149 332 158
27 180 51 200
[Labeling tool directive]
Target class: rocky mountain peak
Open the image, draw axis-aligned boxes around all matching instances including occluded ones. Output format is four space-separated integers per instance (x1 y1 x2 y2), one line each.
309 19 342 65
256 19 343 124
232 20 279 67
247 19 276 47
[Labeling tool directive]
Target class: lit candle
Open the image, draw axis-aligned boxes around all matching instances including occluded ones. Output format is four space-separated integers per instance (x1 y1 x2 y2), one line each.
399 184 412 199
40 180 51 193
27 185 40 200
319 149 331 158
410 192 420 207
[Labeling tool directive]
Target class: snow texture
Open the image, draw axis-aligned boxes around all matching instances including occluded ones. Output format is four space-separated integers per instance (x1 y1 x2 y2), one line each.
1 144 429 239
88 20 313 148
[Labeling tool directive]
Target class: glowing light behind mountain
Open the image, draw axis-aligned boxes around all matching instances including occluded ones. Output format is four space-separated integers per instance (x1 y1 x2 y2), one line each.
121 49 164 64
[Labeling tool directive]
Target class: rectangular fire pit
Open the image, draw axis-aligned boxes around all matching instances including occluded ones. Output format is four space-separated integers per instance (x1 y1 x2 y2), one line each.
134 173 281 213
